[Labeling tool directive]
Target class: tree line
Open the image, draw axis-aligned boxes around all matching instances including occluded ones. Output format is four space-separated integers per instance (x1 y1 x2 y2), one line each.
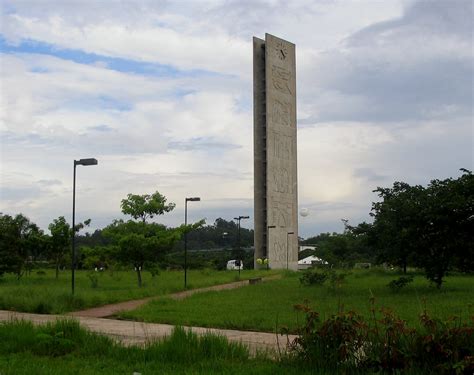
0 191 253 286
1 169 472 288
301 169 473 287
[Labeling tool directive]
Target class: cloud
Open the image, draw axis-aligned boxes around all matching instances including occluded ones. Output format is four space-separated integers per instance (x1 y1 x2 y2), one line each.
37 179 62 186
298 0 473 124
0 0 472 237
168 137 241 151
1 12 251 77
353 168 386 182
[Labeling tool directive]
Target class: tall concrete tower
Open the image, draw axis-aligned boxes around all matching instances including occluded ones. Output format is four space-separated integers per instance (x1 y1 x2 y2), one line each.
253 34 298 270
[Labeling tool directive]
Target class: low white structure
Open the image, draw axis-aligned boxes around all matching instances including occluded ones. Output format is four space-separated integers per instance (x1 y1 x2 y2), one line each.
227 260 244 270
299 245 317 252
298 255 328 270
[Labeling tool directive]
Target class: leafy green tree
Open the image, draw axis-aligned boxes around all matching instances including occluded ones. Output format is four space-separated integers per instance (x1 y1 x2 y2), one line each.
104 220 181 287
80 245 118 270
371 182 425 274
369 169 473 287
0 213 43 279
101 191 183 287
174 218 252 251
48 216 70 279
120 191 175 223
415 169 474 287
48 216 91 279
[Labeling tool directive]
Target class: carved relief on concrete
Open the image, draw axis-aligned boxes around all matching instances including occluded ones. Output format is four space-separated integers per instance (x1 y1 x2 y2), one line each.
271 65 292 95
271 99 291 127
269 201 293 228
270 165 291 194
270 237 286 262
270 132 293 161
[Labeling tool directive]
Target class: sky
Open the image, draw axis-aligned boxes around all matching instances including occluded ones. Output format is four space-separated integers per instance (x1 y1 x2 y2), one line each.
0 0 472 238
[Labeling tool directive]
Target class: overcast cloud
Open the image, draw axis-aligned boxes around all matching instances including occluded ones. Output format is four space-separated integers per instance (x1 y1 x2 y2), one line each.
0 0 472 237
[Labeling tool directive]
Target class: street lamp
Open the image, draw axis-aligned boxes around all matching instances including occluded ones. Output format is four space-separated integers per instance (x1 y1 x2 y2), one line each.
286 231 295 270
184 197 200 289
234 215 249 278
72 158 98 295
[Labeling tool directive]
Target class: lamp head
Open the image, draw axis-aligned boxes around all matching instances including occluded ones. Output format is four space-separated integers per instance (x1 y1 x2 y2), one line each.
75 158 98 166
186 197 200 202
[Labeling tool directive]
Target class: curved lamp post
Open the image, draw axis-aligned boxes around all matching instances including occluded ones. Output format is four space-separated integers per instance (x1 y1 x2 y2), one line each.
184 197 200 289
72 158 98 295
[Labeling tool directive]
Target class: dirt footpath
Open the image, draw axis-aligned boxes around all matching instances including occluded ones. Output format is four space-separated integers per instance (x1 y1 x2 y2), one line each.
69 275 281 318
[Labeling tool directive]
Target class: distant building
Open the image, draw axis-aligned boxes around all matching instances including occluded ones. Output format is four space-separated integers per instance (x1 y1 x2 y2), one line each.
298 255 328 270
299 245 317 252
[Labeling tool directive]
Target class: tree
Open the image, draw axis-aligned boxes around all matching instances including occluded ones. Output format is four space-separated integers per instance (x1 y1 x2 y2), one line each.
48 216 70 279
48 216 91 279
104 220 181 287
121 191 175 223
0 213 43 279
103 191 181 287
369 169 473 287
371 182 425 274
415 169 474 287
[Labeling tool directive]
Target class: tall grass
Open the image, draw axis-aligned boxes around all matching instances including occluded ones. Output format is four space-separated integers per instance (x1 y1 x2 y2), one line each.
0 268 279 314
0 319 314 374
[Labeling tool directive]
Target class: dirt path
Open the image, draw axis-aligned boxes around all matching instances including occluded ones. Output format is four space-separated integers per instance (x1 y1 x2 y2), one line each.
0 310 296 354
69 275 281 318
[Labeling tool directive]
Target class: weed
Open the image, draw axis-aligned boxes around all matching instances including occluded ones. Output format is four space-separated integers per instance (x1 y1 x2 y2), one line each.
87 272 99 288
387 275 414 292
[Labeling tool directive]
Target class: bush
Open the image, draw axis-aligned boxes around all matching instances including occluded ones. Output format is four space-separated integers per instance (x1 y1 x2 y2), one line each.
299 269 328 286
327 270 350 290
288 302 474 373
299 269 350 290
387 275 414 292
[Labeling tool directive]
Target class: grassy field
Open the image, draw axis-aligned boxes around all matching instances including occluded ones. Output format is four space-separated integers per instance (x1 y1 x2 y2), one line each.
120 269 474 333
0 319 334 375
0 268 279 314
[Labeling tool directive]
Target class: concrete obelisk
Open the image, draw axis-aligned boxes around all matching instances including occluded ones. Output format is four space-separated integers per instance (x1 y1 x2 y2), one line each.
253 34 298 270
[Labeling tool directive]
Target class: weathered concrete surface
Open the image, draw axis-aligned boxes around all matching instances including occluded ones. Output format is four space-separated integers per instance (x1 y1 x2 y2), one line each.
253 36 267 267
0 310 297 355
254 33 298 270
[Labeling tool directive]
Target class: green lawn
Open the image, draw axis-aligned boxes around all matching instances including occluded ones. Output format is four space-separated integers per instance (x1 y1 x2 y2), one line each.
120 269 474 333
0 268 280 314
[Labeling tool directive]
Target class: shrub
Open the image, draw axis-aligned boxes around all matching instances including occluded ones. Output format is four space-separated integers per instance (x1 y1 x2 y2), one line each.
327 270 350 290
145 262 161 278
289 302 474 373
387 275 414 292
299 269 328 286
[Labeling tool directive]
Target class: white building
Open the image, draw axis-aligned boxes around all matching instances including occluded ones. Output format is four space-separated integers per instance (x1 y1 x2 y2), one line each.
298 255 328 270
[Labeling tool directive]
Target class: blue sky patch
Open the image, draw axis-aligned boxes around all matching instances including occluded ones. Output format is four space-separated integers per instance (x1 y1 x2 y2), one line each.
0 36 222 79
